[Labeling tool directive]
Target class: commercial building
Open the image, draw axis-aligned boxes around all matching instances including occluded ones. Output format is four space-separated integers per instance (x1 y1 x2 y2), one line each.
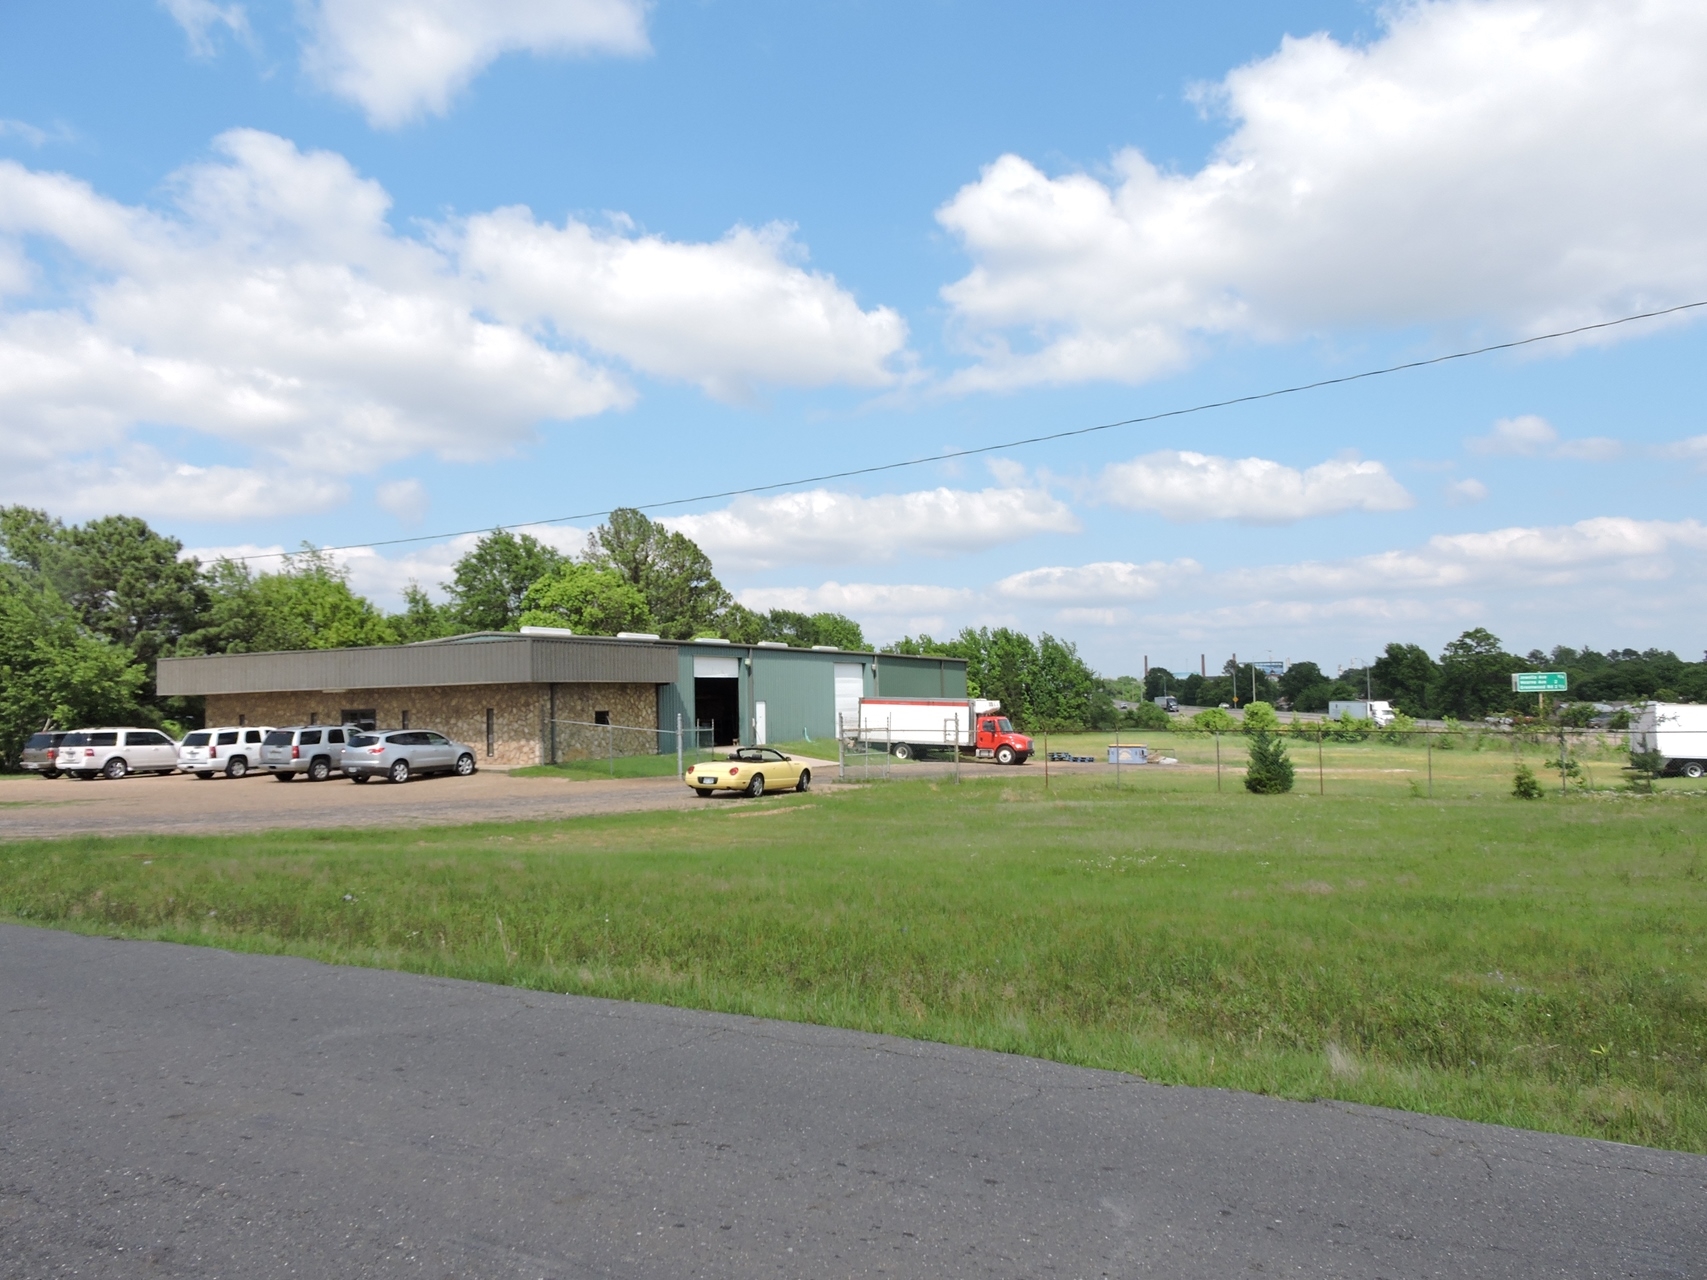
155 632 968 768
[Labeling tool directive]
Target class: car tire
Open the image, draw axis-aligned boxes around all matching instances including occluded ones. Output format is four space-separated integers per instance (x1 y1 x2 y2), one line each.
796 769 811 793
274 772 295 783
308 757 331 782
995 745 1016 765
40 771 60 780
390 759 411 784
454 753 475 776
693 787 713 797
226 757 248 779
891 742 913 761
745 773 765 798
1684 761 1706 779
351 774 369 784
103 757 128 780
195 771 214 780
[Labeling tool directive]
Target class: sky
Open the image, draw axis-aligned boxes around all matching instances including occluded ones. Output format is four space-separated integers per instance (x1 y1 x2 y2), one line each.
2 0 1704 677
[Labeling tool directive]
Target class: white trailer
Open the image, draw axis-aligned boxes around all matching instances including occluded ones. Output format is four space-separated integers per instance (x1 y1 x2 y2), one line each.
1630 702 1707 777
1328 699 1396 727
845 697 1033 764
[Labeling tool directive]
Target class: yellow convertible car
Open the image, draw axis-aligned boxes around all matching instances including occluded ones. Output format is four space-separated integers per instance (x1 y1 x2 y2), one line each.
686 747 810 798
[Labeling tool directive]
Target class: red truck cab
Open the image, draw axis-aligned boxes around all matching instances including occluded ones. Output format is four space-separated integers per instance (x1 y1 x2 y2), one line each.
975 715 1032 764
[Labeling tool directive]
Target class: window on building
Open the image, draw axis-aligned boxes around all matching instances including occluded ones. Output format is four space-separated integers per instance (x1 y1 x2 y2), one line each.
238 714 246 726
594 710 611 726
341 708 377 730
308 712 319 725
401 710 410 729
485 709 495 757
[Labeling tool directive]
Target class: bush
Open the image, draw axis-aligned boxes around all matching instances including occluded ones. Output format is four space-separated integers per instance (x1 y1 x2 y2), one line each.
1241 700 1280 734
1244 729 1295 794
1512 764 1544 799
1124 700 1173 731
1190 707 1236 733
1379 710 1417 743
1625 745 1665 793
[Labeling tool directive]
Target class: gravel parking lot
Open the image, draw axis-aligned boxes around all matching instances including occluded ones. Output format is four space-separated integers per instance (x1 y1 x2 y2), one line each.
0 759 836 841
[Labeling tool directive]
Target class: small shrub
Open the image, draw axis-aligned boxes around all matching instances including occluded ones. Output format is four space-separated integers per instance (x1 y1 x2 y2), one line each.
1241 701 1280 734
1244 729 1295 794
1124 701 1173 731
1379 711 1417 744
1625 745 1665 794
1190 707 1236 733
1512 764 1544 799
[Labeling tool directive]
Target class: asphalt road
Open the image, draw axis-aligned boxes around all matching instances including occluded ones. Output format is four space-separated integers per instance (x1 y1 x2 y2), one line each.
3 926 1702 1279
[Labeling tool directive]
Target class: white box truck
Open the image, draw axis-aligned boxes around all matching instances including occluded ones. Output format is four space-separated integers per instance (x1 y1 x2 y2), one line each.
846 697 1034 764
1328 699 1396 727
1630 703 1707 778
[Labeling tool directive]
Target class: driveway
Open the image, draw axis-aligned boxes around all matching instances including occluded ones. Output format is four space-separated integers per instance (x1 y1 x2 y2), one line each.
2 925 1701 1278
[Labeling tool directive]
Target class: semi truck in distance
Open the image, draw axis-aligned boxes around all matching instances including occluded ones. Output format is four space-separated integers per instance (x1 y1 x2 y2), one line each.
1630 702 1707 778
845 697 1034 764
1328 699 1397 727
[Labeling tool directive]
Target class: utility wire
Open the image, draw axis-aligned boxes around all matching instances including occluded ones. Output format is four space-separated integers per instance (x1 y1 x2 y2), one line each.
228 298 1707 564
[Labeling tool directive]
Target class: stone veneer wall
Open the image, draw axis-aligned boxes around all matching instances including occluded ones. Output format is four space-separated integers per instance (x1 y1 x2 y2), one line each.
544 683 661 762
203 682 662 768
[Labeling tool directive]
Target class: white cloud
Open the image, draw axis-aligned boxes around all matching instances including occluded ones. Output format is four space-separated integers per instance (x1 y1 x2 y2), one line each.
0 447 346 522
1445 477 1488 505
0 130 902 520
994 559 1200 605
936 0 1707 388
663 480 1077 570
302 0 651 127
1227 517 1707 597
375 478 429 523
460 210 908 400
1659 435 1707 467
160 0 251 56
1465 414 1623 460
1096 450 1412 523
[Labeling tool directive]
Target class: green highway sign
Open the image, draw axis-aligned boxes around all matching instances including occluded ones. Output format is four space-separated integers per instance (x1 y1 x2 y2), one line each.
1512 671 1568 693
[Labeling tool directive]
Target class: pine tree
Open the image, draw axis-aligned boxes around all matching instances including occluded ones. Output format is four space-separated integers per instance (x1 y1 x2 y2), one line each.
1244 728 1295 794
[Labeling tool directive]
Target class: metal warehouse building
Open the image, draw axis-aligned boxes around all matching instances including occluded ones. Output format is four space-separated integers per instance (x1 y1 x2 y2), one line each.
156 632 968 768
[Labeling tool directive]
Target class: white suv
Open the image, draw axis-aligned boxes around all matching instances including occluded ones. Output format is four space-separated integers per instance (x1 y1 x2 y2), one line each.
179 726 274 779
59 728 180 780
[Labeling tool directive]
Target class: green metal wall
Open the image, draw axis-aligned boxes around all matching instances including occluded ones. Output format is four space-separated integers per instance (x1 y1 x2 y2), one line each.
655 645 967 748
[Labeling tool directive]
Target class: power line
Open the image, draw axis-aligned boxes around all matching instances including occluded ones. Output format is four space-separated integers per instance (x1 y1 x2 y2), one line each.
226 298 1707 564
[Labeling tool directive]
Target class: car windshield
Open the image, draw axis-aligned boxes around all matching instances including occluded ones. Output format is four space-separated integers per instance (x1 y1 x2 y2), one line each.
60 732 88 747
25 733 54 749
263 730 293 746
729 748 766 762
182 732 211 747
996 718 1014 733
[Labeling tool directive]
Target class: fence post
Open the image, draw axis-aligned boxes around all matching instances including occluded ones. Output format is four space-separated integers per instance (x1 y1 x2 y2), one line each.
1115 725 1121 788
677 712 684 778
838 713 845 781
1214 731 1220 792
1427 734 1433 798
885 716 892 781
608 723 614 777
1317 725 1324 796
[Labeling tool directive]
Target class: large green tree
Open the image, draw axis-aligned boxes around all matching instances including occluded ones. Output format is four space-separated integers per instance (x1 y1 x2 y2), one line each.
0 564 146 767
518 563 655 635
188 550 396 654
1433 628 1519 719
445 530 569 632
1370 642 1438 716
585 509 732 639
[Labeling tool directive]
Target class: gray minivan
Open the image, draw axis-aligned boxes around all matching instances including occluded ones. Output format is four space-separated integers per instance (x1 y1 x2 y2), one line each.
258 725 352 781
341 730 477 783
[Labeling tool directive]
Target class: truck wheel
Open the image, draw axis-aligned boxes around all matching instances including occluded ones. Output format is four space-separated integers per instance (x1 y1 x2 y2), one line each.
744 773 765 798
195 771 215 780
308 757 331 782
1684 761 1706 779
274 772 295 782
103 757 129 780
454 753 476 776
796 769 811 793
995 745 1016 765
226 757 248 779
891 742 913 761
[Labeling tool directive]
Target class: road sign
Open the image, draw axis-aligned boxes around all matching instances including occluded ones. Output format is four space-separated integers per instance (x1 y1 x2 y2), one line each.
1512 672 1568 693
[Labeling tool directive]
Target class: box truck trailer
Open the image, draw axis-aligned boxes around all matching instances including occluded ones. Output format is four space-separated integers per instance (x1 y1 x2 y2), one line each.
845 697 1033 764
1630 702 1707 777
1328 699 1396 727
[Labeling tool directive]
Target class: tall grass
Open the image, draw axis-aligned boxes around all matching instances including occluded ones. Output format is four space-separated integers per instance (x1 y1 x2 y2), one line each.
3 755 1704 1150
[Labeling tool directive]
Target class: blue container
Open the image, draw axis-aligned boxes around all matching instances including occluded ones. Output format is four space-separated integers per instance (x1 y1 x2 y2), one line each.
1108 745 1148 765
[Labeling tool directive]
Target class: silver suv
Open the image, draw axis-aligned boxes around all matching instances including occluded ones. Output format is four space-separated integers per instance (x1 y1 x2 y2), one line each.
58 728 180 780
341 730 477 784
258 725 354 782
179 726 273 779
20 731 68 777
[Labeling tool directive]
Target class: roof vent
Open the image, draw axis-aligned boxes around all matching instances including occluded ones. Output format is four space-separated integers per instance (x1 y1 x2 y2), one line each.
519 625 575 637
615 631 661 640
691 636 731 644
810 645 839 651
755 640 790 649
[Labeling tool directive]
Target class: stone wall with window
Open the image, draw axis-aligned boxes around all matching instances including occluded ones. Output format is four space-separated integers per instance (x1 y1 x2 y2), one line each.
203 682 661 768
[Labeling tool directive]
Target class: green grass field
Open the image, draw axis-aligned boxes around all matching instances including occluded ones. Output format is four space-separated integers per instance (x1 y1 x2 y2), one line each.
3 732 1705 1151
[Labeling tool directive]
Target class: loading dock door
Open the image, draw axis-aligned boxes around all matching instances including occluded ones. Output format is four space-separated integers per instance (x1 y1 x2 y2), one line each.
834 663 863 735
694 655 741 746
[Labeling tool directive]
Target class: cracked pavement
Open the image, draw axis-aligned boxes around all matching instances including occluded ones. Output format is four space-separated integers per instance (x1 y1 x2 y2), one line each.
2 924 1702 1278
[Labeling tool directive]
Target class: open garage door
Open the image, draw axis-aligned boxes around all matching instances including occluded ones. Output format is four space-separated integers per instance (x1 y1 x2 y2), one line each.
694 655 741 746
834 663 863 735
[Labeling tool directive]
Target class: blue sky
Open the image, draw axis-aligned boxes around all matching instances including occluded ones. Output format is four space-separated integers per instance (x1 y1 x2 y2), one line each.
2 0 1704 676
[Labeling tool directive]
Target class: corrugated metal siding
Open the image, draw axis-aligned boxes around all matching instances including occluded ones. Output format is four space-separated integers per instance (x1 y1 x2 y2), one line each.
158 635 678 696
875 655 963 698
751 648 839 743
